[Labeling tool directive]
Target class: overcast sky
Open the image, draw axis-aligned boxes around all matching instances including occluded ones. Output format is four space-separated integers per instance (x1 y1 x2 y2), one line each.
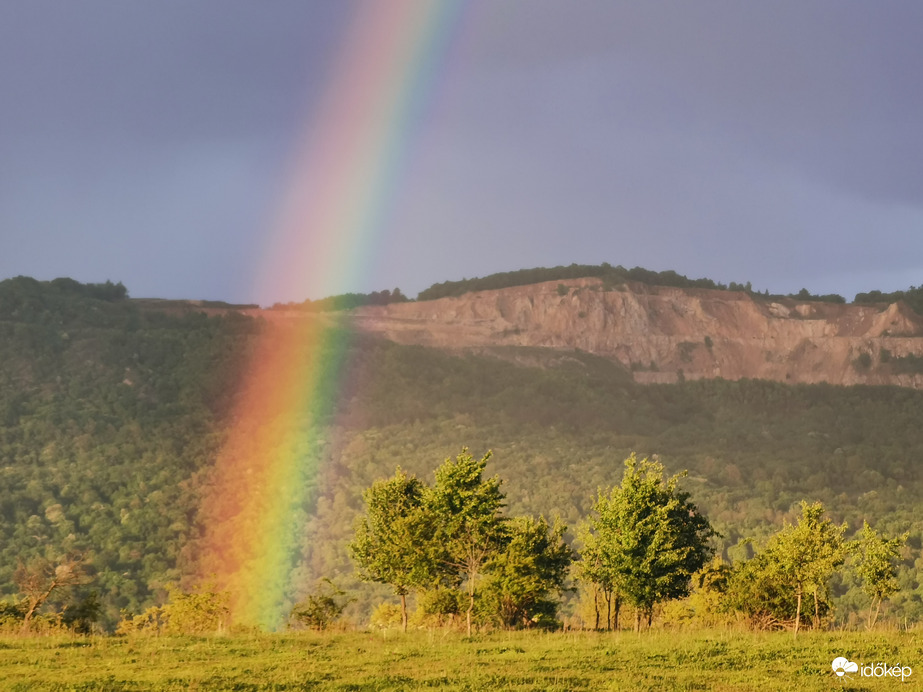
2 1 922 305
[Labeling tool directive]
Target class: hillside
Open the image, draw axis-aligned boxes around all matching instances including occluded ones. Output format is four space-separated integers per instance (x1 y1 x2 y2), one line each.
350 277 923 387
2 275 922 630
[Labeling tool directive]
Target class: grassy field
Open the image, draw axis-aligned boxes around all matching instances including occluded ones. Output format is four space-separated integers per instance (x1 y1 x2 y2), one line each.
0 628 920 691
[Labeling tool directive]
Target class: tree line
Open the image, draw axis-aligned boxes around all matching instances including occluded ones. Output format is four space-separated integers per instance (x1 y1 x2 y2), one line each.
270 288 409 312
412 264 923 309
349 450 907 636
416 263 734 301
0 449 909 637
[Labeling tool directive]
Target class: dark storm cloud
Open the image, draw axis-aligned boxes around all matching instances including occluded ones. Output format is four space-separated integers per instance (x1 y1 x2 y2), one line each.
0 1 352 300
1 1 921 303
379 0 923 299
0 1 346 142
454 0 923 207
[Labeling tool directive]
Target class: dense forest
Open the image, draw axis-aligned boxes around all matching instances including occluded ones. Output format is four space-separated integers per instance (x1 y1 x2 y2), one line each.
855 285 923 314
0 276 921 632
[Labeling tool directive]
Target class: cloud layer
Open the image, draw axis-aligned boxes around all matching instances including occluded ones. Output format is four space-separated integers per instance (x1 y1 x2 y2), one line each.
2 1 921 303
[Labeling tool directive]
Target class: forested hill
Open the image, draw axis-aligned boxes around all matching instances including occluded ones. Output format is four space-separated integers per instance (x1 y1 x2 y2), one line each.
417 264 735 301
416 263 860 305
415 262 923 311
0 276 257 628
1 277 922 630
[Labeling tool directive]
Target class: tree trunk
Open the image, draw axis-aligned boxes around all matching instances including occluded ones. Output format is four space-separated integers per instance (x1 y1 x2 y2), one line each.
870 596 882 629
812 589 819 630
613 594 621 631
593 586 600 631
21 585 57 634
20 599 40 634
794 589 802 637
466 590 474 637
400 593 408 633
646 608 653 629
605 590 612 631
634 609 641 633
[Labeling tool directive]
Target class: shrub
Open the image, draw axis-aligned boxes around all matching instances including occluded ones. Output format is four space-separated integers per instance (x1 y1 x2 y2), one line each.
116 606 167 636
411 587 465 629
116 587 230 636
290 579 351 631
163 587 230 635
369 602 404 630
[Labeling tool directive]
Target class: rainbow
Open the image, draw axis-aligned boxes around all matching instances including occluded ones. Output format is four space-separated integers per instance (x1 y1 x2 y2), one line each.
194 1 465 630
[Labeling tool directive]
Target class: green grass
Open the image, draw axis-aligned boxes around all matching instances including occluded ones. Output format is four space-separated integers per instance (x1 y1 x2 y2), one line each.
1 629 920 690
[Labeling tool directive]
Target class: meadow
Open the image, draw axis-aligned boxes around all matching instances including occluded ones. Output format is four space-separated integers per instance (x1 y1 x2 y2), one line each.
1 628 920 691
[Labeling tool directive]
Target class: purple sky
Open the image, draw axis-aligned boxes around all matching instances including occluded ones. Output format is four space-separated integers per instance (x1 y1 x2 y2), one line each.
2 1 923 305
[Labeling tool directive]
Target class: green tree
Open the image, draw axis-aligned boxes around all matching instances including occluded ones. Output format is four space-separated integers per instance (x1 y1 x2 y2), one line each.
852 521 906 629
483 515 573 629
592 454 716 631
725 551 799 630
758 501 847 635
61 591 102 634
575 520 621 630
426 448 507 636
349 468 438 632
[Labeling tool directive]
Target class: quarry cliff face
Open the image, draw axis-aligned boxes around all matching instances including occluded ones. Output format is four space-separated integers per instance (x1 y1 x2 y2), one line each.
349 278 923 388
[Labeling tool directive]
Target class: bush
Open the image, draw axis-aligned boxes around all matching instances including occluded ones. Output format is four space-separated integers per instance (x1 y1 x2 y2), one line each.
116 587 230 636
290 579 351 631
116 606 167 636
411 588 465 629
0 600 24 633
163 587 230 635
369 602 404 630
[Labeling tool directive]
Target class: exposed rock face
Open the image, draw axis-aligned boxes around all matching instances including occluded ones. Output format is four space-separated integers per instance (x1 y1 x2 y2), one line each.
348 278 923 388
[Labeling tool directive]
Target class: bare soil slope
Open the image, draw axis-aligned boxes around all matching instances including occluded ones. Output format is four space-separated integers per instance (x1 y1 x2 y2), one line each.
348 278 923 387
